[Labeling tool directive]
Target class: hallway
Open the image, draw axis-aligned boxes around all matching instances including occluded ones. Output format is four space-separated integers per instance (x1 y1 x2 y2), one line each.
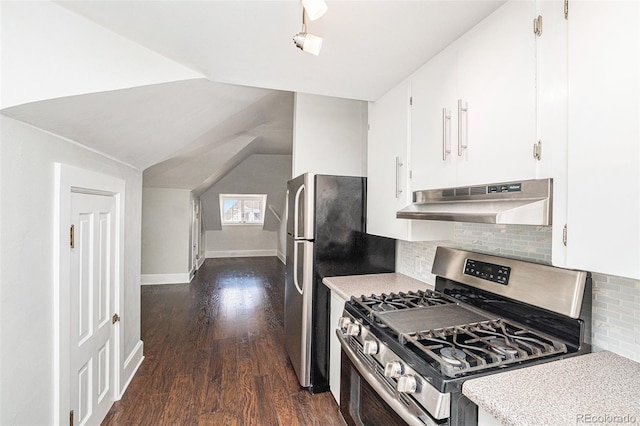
103 257 345 425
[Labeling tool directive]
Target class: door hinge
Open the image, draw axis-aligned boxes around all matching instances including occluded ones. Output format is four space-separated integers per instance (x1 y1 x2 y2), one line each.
533 140 542 160
533 15 543 37
562 224 568 246
70 225 75 248
112 313 121 324
564 0 569 19
409 96 413 106
70 409 74 426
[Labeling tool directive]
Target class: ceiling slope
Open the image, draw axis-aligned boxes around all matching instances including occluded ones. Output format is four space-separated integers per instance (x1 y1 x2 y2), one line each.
1 79 284 171
1 0 201 109
143 91 294 194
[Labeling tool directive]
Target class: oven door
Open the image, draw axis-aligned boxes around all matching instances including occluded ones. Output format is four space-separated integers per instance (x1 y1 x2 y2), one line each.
337 333 447 426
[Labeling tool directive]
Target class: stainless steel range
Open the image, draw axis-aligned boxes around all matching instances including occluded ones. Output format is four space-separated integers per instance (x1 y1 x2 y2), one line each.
336 247 592 426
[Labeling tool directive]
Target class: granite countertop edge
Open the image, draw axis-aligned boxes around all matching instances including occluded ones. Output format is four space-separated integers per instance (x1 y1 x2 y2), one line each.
322 272 433 300
462 350 640 426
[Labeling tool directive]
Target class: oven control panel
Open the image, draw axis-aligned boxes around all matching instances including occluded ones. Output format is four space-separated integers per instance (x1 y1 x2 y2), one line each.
464 259 511 285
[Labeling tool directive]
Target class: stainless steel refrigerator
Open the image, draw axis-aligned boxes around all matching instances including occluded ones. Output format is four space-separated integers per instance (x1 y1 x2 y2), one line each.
284 173 395 393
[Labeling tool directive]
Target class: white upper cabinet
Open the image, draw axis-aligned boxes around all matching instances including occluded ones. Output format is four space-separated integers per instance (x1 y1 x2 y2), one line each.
367 80 452 241
537 0 570 268
367 80 412 240
410 0 538 190
410 47 458 190
563 0 640 279
456 0 537 186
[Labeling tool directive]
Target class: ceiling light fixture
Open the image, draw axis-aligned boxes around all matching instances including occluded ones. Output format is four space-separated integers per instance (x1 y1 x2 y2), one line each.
301 0 327 21
293 9 323 56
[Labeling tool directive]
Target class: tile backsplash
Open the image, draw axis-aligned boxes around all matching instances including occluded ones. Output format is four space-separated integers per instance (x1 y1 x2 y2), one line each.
397 223 640 362
591 273 640 361
397 223 552 283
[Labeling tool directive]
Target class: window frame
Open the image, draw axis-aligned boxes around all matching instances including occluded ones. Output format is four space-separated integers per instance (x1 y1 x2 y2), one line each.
219 193 268 226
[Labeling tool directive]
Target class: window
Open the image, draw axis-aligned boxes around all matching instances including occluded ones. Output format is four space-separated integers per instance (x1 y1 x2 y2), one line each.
219 194 267 225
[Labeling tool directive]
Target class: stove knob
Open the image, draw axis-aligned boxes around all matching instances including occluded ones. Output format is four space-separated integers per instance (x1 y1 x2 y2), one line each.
363 339 379 355
338 316 352 331
397 375 418 394
346 323 361 337
384 361 403 379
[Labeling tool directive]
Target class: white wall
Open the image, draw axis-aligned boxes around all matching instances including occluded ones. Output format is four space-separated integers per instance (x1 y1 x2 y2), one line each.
292 93 368 178
0 0 200 109
0 116 143 425
141 188 193 284
205 227 278 258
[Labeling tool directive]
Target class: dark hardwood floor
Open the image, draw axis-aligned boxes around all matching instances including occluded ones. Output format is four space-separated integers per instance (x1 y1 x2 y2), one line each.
103 257 346 425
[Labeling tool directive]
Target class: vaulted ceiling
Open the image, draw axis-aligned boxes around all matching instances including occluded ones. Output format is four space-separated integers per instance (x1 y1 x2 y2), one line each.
1 0 505 194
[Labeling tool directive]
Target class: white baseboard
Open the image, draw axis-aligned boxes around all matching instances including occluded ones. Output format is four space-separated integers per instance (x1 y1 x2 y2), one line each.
119 340 144 399
206 249 277 258
189 266 196 281
141 273 191 285
277 250 285 264
197 255 206 269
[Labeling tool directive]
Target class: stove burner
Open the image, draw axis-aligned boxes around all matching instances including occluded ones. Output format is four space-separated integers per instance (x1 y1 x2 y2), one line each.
439 347 466 365
371 302 405 312
404 319 569 378
490 337 518 355
352 290 455 317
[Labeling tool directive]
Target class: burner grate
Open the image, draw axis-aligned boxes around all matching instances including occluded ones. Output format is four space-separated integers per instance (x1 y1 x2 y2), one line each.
350 289 454 319
404 318 568 378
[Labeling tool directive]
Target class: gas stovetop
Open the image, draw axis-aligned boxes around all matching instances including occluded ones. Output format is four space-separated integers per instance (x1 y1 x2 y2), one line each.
347 291 569 379
337 247 592 425
341 247 592 389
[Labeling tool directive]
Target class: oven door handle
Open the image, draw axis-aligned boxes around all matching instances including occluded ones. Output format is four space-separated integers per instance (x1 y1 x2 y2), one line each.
336 331 442 426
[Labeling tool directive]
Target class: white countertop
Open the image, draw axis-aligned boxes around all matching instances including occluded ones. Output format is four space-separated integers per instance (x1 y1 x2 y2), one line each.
463 351 640 426
322 272 433 300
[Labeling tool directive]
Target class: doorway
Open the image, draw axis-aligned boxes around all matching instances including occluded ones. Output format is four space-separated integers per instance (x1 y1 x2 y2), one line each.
54 164 125 425
69 192 116 425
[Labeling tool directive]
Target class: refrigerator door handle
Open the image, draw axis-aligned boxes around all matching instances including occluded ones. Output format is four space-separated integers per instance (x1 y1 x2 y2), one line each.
299 240 314 387
284 188 289 233
293 184 305 239
293 241 303 295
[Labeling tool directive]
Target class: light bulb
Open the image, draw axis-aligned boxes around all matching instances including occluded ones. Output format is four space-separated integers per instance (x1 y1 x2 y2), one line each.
301 0 327 21
293 32 323 56
302 33 322 55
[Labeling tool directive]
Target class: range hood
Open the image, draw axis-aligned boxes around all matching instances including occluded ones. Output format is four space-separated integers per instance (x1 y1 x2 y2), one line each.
396 178 552 225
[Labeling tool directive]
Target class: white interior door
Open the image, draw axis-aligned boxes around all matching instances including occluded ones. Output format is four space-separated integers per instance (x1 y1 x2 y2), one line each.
70 192 117 426
192 200 199 270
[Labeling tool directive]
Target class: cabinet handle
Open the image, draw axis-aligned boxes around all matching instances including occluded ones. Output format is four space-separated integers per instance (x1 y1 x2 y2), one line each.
395 156 403 199
458 99 468 156
442 108 451 160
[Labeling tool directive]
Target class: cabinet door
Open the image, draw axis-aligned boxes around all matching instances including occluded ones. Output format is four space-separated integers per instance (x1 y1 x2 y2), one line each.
367 81 411 240
456 0 537 186
537 0 569 267
565 0 640 279
411 46 458 191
